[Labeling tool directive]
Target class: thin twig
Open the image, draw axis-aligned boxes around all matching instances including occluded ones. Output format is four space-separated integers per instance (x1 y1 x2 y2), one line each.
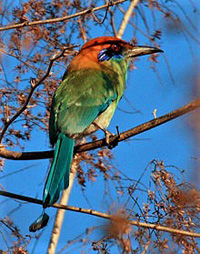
141 240 151 254
91 0 112 24
117 0 140 38
0 0 127 32
0 48 69 143
0 98 199 160
0 190 200 238
109 10 117 36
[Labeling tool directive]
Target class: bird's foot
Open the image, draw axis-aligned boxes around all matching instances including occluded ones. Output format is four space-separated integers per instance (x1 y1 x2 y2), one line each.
93 122 120 149
104 129 116 149
106 126 120 149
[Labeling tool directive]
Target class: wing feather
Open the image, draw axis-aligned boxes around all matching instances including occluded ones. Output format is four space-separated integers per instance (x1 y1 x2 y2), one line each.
49 69 117 144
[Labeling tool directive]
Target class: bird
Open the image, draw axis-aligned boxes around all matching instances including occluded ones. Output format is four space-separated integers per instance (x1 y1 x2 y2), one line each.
29 36 163 232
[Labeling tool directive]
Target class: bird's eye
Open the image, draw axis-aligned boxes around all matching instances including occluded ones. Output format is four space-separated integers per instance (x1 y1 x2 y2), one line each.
110 44 120 52
98 44 122 61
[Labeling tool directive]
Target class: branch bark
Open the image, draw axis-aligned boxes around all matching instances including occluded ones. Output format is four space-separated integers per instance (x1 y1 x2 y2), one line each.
117 0 140 38
0 190 200 238
0 98 199 160
0 0 127 32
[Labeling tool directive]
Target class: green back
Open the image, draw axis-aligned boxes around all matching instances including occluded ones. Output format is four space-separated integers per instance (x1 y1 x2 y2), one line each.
49 59 128 144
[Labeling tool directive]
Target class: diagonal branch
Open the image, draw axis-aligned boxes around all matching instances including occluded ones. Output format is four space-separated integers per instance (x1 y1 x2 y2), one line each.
117 0 140 38
0 98 199 160
0 47 72 143
0 0 127 32
0 190 200 238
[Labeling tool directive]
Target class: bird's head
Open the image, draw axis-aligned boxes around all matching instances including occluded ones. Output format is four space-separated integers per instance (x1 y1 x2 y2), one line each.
82 36 163 60
69 36 163 70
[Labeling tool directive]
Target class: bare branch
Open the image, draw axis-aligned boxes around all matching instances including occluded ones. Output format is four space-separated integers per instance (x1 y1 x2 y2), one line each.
0 0 127 32
0 99 199 160
141 240 151 254
117 0 140 38
0 48 70 143
77 98 200 153
0 190 200 238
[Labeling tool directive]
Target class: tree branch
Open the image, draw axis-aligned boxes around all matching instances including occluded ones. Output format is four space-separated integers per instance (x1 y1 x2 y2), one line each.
117 0 140 38
0 47 71 143
0 0 127 32
0 190 199 238
0 99 199 160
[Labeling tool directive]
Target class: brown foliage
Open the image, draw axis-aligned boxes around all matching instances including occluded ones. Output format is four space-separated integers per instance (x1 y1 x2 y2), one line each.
0 0 199 253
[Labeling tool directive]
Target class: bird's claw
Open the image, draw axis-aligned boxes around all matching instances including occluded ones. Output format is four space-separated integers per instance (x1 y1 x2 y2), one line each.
105 130 119 149
93 122 120 149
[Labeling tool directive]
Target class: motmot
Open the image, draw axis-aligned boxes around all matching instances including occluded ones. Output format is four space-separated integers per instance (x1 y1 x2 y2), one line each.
29 36 163 231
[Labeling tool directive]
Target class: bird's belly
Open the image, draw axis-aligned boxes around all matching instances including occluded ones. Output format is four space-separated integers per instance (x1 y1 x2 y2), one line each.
77 102 116 138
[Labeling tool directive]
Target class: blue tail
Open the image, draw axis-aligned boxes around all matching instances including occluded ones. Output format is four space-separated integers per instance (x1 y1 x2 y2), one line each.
43 133 75 207
29 133 75 231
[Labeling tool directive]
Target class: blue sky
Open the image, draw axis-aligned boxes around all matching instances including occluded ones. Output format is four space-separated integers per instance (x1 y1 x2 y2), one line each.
0 0 199 253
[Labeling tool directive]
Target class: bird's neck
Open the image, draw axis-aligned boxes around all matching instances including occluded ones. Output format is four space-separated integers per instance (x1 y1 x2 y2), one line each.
64 49 129 99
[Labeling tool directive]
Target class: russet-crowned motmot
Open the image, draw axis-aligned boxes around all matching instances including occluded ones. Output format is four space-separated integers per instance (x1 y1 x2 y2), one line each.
29 36 163 231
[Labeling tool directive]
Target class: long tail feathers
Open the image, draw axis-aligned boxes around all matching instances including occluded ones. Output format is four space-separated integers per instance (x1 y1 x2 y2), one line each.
43 133 75 206
29 133 74 232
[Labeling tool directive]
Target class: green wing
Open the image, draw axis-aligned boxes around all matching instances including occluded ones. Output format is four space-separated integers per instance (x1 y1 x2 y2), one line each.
49 68 118 144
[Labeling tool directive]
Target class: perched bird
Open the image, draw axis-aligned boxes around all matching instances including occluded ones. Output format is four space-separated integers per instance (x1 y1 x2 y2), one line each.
29 36 163 231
